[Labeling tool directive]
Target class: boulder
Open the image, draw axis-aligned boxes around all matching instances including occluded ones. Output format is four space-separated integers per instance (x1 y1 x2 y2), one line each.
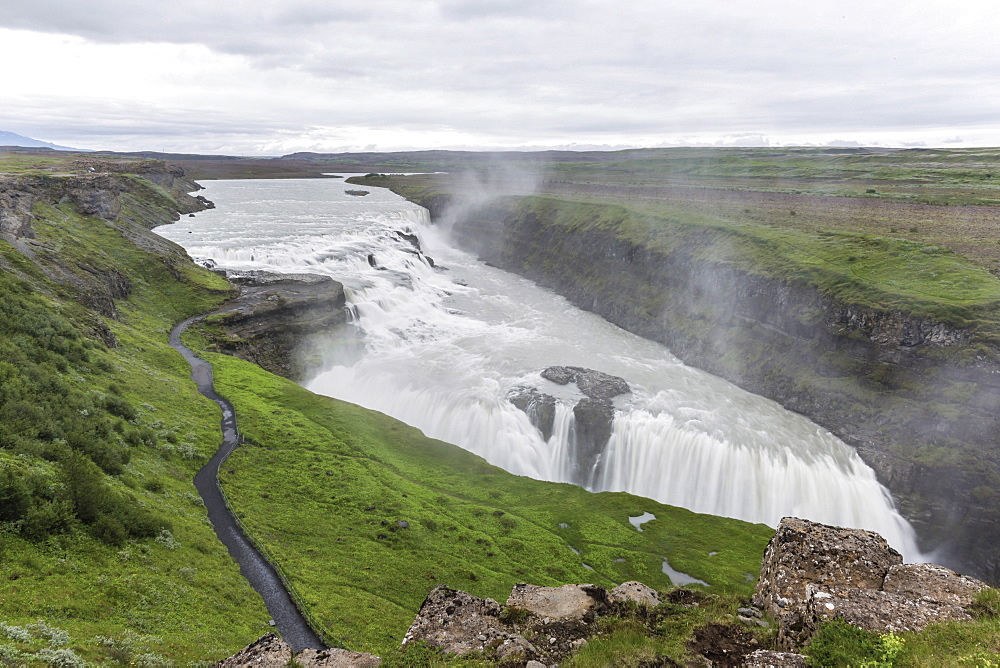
295 647 381 667
507 386 557 441
505 583 604 622
778 584 973 648
752 517 902 619
215 633 293 666
609 581 662 607
572 397 615 480
741 649 808 667
402 585 523 656
882 563 987 607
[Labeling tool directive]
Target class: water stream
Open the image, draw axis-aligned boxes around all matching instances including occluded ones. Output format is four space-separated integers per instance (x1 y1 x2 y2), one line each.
156 178 921 559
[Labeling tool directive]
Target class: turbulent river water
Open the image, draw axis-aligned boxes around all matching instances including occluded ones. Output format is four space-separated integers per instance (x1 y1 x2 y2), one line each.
156 178 921 559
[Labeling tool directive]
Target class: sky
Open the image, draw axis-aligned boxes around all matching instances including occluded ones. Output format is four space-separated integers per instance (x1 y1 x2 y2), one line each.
2 0 999 155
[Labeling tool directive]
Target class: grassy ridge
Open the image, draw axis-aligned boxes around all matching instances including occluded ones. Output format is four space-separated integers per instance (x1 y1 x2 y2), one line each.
202 351 774 655
0 177 271 664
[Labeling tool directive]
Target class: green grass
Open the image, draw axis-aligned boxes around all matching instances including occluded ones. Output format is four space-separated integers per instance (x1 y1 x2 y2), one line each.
0 173 269 664
201 351 773 656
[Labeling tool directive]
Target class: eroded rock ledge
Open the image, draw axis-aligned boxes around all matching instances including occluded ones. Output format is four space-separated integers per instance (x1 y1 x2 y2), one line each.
201 269 348 380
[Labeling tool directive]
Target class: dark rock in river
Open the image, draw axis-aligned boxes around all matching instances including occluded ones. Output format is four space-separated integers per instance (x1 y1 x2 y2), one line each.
509 367 630 485
541 365 631 400
507 386 557 441
572 397 615 481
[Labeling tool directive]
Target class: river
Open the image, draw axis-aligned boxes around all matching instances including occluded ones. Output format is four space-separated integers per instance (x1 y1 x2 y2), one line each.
155 177 921 559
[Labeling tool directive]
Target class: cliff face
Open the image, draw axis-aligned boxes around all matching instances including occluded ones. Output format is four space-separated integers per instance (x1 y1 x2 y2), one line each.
415 193 1000 582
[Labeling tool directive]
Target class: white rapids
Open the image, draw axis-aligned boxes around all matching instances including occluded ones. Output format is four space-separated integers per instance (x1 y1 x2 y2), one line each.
156 177 922 559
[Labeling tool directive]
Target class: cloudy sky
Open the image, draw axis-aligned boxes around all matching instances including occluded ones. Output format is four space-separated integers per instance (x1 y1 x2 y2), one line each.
2 0 998 154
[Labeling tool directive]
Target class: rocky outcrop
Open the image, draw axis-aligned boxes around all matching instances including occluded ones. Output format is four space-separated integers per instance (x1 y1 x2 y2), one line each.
402 191 1000 582
0 165 217 328
204 270 348 380
403 583 612 665
752 518 989 650
752 517 903 620
508 366 630 484
215 633 380 667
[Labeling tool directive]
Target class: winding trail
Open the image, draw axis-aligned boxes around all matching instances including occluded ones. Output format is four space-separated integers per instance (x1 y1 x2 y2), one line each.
169 315 325 652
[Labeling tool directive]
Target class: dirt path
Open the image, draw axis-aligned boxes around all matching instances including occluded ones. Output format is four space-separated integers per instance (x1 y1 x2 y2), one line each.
169 315 325 652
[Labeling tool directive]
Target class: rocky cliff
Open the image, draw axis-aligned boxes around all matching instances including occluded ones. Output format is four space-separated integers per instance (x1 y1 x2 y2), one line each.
199 270 348 380
395 191 1000 583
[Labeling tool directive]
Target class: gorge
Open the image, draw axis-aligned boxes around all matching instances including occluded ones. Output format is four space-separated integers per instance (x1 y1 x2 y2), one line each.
155 178 921 560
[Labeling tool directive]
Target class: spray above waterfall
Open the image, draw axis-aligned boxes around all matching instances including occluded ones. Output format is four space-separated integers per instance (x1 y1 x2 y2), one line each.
155 177 923 560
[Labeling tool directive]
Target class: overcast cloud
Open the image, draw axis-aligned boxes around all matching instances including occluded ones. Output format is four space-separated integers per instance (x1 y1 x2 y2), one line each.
2 0 998 154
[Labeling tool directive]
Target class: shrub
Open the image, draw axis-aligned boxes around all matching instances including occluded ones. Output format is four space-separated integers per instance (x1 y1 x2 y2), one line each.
971 587 1000 618
805 620 903 667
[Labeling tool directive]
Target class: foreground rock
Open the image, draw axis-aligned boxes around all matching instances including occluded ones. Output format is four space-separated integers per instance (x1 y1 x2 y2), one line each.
753 518 988 649
215 633 380 667
204 270 349 380
403 583 615 665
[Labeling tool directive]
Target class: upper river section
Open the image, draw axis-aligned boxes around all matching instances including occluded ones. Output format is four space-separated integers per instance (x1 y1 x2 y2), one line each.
155 177 922 559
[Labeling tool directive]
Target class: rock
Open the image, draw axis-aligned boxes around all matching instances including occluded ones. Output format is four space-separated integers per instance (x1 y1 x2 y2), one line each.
403 585 522 656
505 583 604 622
741 649 808 667
782 584 973 647
572 397 615 478
609 581 661 607
345 189 369 196
540 366 630 400
295 647 381 667
540 365 576 385
214 633 293 666
495 634 535 661
204 271 348 380
215 634 381 667
882 563 987 607
752 517 902 619
507 386 557 441
526 661 547 668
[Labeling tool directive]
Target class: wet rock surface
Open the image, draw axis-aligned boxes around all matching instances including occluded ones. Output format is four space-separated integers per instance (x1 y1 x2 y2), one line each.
540 365 631 400
755 518 989 650
509 366 630 484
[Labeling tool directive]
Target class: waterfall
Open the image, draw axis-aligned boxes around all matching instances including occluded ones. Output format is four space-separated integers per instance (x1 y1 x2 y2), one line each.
155 178 923 560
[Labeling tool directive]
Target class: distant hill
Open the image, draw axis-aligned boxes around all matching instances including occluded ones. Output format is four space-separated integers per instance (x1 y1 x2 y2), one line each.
0 130 91 151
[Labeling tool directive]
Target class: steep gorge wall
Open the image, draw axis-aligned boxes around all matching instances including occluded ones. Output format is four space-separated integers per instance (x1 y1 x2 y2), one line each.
414 192 1000 582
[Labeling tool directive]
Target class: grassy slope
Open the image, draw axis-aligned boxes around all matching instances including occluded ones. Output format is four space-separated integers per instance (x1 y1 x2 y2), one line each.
199 350 774 657
0 171 271 663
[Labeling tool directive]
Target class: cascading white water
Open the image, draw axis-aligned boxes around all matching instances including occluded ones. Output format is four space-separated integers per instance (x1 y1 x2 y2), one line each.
156 177 922 559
